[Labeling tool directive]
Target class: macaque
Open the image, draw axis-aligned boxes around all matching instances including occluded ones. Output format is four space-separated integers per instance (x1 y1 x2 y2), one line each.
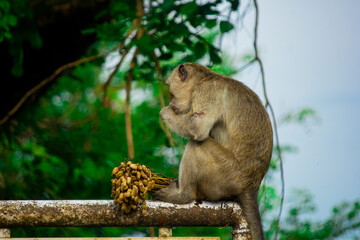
153 63 273 240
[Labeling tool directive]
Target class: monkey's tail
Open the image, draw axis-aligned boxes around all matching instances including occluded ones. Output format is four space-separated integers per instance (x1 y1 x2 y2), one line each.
237 192 265 240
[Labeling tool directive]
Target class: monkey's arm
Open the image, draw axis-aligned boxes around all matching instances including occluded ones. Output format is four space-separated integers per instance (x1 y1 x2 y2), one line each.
160 106 215 141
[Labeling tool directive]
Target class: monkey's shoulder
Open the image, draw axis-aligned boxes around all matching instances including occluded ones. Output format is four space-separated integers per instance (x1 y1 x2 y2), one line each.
196 75 259 101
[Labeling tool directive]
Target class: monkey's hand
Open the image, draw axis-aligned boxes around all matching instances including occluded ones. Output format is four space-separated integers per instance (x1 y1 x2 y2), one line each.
169 101 181 114
160 106 213 141
160 106 176 124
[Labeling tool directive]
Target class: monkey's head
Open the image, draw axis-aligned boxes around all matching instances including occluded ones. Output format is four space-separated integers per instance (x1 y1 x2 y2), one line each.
166 63 209 114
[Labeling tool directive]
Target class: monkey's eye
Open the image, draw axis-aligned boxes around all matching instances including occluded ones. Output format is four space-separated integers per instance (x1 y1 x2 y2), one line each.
170 93 174 99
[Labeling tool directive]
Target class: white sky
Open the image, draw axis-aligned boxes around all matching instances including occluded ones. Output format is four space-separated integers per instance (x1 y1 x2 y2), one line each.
224 0 360 219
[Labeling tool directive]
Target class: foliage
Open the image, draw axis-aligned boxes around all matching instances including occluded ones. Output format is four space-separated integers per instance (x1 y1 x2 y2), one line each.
279 190 360 239
0 0 17 41
0 0 42 76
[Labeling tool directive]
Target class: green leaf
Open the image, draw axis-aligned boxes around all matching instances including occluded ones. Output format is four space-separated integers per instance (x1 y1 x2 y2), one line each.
4 31 11 39
174 22 188 35
0 1 10 12
289 208 299 216
82 28 96 35
159 53 173 60
112 2 130 13
347 210 356 219
29 32 43 49
229 0 240 11
180 2 197 16
166 42 184 52
190 16 206 27
194 42 206 58
11 49 24 77
219 21 234 33
136 34 156 53
163 0 175 10
182 54 196 63
209 47 222 64
298 108 316 121
205 19 217 29
8 14 17 26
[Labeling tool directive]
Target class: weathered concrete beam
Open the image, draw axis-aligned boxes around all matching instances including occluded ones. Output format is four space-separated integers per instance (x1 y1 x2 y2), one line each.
0 200 250 239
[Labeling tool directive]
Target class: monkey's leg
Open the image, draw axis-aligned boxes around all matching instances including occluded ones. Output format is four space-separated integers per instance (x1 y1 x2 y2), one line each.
152 141 200 204
200 137 269 191
184 138 266 240
153 138 266 240
153 138 239 203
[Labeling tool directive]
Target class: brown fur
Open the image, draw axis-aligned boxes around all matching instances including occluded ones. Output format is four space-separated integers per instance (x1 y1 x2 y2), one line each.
152 63 273 240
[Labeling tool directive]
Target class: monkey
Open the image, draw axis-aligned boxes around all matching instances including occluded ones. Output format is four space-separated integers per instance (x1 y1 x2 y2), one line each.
152 63 273 240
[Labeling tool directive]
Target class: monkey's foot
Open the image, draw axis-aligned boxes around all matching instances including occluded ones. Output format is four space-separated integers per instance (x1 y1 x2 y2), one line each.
150 179 178 201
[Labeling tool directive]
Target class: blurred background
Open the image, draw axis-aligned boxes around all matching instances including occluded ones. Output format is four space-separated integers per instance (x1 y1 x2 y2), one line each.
0 0 359 239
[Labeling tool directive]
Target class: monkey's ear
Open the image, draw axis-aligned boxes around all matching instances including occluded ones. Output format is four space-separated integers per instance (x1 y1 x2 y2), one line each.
178 64 188 81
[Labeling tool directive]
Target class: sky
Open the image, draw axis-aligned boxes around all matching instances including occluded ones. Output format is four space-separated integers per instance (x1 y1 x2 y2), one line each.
224 0 360 219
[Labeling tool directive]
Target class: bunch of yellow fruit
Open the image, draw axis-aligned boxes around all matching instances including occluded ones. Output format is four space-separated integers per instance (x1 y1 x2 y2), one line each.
111 161 172 214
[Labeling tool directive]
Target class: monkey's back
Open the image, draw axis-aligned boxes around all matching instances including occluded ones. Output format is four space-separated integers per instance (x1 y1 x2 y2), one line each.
205 75 273 178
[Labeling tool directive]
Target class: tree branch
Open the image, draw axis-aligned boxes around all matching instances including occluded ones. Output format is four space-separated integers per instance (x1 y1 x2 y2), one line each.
252 1 284 239
0 46 118 126
153 53 175 148
102 16 140 106
0 200 250 240
332 221 360 238
236 58 256 73
102 44 130 106
134 1 155 236
123 0 144 160
124 47 140 160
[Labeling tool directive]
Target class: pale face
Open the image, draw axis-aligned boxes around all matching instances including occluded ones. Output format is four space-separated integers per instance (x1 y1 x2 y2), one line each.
166 64 193 114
